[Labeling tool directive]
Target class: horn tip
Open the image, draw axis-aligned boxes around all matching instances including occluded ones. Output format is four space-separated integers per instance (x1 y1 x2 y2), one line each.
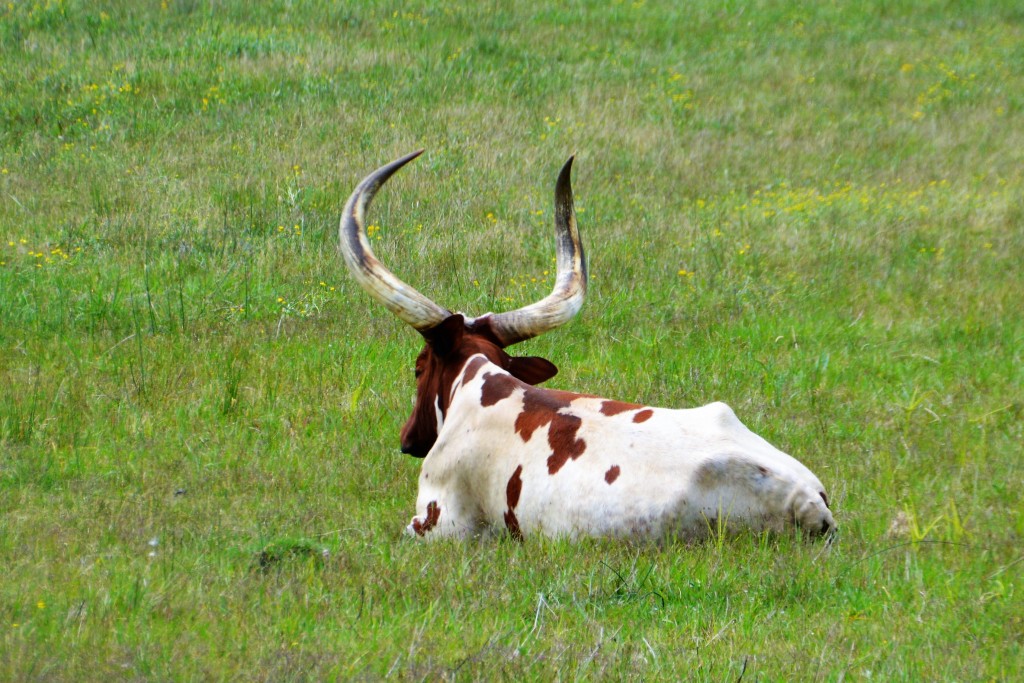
397 149 426 166
558 154 576 180
559 154 576 180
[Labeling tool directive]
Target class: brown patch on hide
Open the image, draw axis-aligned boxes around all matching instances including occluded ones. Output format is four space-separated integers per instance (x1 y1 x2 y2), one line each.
605 465 621 484
412 500 441 536
506 465 524 509
508 386 588 475
462 356 488 383
503 465 525 542
632 409 654 423
545 413 586 474
513 387 573 441
480 371 517 407
599 400 643 416
503 509 524 542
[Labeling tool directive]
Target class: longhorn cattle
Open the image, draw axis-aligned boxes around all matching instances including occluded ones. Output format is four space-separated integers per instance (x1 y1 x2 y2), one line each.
340 151 835 541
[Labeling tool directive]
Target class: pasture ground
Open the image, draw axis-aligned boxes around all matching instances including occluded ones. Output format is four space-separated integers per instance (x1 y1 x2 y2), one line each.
1 1 1021 679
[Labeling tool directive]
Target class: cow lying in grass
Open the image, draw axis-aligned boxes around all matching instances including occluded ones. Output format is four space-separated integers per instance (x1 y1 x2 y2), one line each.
339 151 835 541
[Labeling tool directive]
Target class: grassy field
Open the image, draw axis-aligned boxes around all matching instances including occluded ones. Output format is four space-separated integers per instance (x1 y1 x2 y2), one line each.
2 0 1022 679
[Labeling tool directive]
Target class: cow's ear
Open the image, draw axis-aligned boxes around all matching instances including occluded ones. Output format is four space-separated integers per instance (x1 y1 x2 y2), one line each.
508 356 558 385
423 314 465 358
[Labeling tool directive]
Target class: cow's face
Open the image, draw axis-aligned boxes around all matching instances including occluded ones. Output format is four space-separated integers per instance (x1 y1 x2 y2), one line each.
399 314 558 457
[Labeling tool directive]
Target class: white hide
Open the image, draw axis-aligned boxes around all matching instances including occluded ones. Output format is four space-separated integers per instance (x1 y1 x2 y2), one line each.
406 355 834 540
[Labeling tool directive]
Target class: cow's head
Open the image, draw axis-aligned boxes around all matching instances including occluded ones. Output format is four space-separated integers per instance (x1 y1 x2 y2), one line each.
339 151 587 457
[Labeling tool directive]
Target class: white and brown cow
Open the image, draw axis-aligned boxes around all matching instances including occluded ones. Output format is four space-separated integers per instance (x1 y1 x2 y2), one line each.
340 150 835 541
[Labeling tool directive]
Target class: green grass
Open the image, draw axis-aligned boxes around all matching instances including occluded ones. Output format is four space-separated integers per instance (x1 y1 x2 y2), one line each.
2 0 1022 679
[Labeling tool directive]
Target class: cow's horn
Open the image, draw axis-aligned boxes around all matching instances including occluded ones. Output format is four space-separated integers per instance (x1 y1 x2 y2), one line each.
339 150 452 333
487 155 587 346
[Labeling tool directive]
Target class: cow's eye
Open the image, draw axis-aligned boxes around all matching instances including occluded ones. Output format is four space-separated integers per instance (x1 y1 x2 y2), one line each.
414 368 423 379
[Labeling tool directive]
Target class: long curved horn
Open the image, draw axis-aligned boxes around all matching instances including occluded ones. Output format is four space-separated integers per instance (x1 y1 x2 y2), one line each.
339 150 452 332
487 155 587 346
